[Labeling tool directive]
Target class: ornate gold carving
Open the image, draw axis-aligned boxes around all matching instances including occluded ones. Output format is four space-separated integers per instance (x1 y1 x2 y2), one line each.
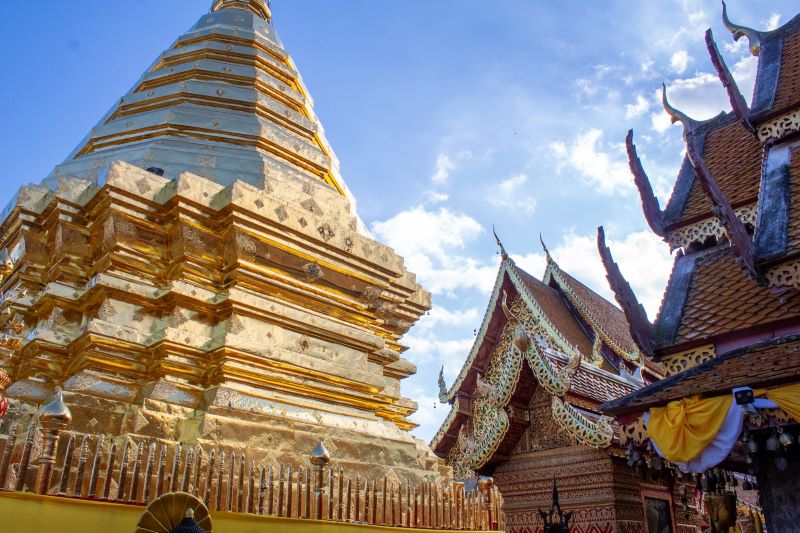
661 344 715 376
765 258 800 289
667 203 756 251
547 264 640 364
550 396 614 449
502 291 579 397
757 109 800 142
619 415 648 446
445 297 525 470
589 332 605 367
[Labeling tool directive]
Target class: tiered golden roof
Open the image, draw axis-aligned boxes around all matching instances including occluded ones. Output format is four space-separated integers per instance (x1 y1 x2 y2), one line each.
0 0 444 484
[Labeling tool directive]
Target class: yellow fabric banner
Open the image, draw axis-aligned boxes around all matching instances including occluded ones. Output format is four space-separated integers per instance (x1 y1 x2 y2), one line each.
647 394 732 463
763 383 800 422
647 383 800 464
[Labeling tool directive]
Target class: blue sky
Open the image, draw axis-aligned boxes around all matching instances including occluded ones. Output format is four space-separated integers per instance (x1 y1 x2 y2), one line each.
0 1 795 442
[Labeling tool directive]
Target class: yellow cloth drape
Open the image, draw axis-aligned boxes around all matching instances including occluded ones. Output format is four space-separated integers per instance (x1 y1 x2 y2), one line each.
648 394 732 463
647 383 800 464
760 383 800 421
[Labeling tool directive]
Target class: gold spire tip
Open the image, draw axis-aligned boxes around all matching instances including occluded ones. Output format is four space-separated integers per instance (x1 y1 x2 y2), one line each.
211 0 271 21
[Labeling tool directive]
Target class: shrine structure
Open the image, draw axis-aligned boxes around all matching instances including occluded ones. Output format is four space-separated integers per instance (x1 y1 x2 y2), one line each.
432 239 699 533
599 4 800 532
0 1 506 531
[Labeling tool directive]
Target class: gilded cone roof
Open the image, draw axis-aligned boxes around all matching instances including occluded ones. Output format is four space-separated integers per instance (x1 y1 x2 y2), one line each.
46 0 348 200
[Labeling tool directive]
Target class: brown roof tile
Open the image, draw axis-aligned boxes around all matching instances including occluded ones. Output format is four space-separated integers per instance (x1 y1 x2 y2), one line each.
515 268 594 356
553 267 637 355
549 353 637 404
679 121 763 222
674 246 800 345
773 31 800 113
602 335 800 415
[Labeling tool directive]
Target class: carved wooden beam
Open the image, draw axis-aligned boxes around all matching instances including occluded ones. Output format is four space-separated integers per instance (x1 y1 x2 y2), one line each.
705 28 755 134
596 226 654 357
626 130 666 237
685 134 758 277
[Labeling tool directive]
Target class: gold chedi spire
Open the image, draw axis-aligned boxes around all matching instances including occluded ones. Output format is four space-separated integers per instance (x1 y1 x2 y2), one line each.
211 0 271 21
0 1 440 487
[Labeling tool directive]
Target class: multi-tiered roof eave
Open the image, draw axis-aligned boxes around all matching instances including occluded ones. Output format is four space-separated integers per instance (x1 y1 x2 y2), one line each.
431 246 644 478
599 7 800 418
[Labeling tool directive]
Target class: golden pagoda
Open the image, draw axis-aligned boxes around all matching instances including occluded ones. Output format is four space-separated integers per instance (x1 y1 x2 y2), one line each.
0 0 446 485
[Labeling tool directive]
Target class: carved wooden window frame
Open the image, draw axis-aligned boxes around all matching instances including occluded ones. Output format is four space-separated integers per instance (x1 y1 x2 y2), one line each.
640 484 677 533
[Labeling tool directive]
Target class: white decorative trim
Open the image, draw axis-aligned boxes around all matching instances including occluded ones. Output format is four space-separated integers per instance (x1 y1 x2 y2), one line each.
765 258 800 289
668 203 757 251
758 109 800 142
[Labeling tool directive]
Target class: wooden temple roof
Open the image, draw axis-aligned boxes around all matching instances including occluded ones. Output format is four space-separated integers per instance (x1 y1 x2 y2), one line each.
654 246 800 349
602 334 800 415
433 255 640 474
598 6 800 416
662 117 762 232
546 262 638 359
515 269 594 357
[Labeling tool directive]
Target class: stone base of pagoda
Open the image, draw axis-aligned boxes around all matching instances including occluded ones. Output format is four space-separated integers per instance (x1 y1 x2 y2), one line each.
2 383 448 485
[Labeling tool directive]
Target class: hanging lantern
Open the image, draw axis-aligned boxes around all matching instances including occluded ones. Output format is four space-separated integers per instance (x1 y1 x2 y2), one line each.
779 427 794 449
747 436 759 454
631 448 641 465
766 431 780 452
775 455 789 471
651 455 663 472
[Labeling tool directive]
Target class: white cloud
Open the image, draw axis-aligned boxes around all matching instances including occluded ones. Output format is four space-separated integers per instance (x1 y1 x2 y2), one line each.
371 206 498 296
488 174 538 215
539 230 674 318
499 174 526 194
404 333 475 374
764 13 781 31
670 50 691 74
549 129 633 195
431 154 456 184
407 385 449 441
651 73 727 132
430 150 474 184
732 55 758 104
625 93 651 119
425 190 449 204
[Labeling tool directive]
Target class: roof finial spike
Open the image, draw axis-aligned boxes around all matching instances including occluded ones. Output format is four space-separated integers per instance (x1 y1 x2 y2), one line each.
705 28 755 134
211 0 272 21
437 367 448 403
597 226 655 357
540 234 554 264
493 226 509 261
626 130 666 237
722 1 762 56
662 83 701 135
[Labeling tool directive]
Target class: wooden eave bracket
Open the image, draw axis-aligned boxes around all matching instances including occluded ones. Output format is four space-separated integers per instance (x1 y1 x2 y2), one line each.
685 134 759 279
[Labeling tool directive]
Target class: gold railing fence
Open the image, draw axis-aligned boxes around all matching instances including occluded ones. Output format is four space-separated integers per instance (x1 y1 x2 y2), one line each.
0 415 504 530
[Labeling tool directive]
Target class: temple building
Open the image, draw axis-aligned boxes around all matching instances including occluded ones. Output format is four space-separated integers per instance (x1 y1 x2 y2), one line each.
432 240 699 533
0 0 448 489
598 4 800 532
